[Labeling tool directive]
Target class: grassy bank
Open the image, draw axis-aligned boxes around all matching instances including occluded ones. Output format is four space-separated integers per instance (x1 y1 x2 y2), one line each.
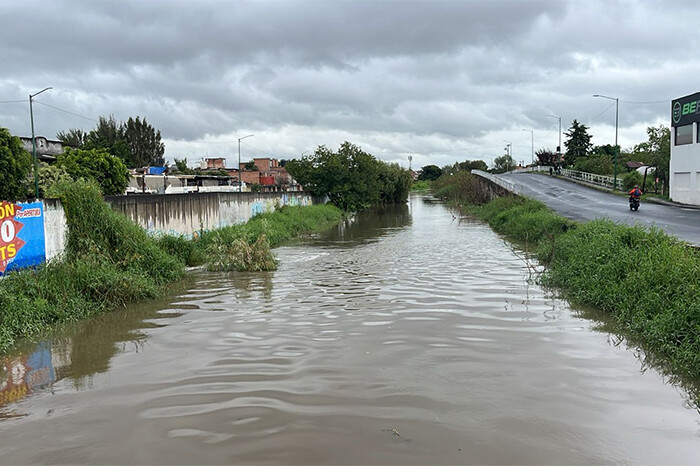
437 173 700 399
0 181 342 353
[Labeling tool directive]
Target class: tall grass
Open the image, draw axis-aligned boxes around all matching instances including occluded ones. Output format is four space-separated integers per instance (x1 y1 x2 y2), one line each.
540 220 700 382
433 175 700 396
196 204 342 272
0 180 185 353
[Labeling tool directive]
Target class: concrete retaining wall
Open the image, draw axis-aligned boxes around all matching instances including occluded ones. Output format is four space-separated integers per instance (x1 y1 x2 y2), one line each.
471 170 517 200
104 191 317 237
43 198 68 262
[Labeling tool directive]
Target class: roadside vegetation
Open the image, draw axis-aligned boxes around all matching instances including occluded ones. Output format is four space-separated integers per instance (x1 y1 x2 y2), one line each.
410 180 431 191
0 180 342 354
433 169 700 402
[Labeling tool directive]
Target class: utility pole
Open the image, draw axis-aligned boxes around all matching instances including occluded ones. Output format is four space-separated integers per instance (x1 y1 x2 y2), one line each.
237 134 254 192
521 129 534 165
593 94 619 189
29 87 52 198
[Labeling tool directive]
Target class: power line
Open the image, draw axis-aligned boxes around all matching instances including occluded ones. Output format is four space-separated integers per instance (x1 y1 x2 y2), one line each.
586 101 617 125
0 99 28 104
34 100 98 122
620 99 669 105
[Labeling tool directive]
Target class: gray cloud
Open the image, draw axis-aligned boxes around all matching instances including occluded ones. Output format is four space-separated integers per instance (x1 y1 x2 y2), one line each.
1 0 698 169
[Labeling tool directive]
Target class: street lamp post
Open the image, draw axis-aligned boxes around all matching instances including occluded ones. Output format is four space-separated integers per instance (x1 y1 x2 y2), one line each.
237 134 254 192
521 129 534 165
593 94 619 189
546 114 562 155
29 87 52 198
503 140 512 172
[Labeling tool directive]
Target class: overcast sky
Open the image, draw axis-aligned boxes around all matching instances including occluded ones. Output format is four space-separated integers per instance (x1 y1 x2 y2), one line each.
2 0 698 169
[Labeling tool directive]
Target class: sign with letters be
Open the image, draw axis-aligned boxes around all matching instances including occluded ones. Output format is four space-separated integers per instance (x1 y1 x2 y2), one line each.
0 201 46 276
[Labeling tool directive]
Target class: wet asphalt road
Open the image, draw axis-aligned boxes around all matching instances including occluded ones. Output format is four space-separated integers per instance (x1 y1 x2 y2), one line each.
498 171 700 246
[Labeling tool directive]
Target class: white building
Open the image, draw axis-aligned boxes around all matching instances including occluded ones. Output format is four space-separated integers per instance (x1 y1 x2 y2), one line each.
670 91 700 205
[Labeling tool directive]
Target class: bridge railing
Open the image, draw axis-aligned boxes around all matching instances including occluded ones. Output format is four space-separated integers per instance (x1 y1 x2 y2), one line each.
560 169 618 190
472 170 516 193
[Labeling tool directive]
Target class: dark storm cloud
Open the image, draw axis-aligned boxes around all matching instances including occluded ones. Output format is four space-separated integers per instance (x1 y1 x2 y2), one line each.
1 0 699 168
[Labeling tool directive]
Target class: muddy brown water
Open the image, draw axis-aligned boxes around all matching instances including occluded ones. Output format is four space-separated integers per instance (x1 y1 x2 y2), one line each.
1 194 699 465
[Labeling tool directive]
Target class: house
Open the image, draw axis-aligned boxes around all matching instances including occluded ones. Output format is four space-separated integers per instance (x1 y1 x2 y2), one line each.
239 158 302 192
201 157 226 170
19 136 66 162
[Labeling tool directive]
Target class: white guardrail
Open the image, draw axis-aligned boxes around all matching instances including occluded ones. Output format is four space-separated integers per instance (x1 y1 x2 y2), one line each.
510 165 619 191
560 168 617 190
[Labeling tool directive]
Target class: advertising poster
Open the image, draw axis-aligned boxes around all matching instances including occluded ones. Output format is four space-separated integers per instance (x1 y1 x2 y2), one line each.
0 201 46 277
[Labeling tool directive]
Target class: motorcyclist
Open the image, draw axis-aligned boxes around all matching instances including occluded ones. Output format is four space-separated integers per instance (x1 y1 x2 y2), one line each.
629 185 642 199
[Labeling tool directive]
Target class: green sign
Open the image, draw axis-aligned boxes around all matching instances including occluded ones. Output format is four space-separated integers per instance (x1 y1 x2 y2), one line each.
672 91 700 127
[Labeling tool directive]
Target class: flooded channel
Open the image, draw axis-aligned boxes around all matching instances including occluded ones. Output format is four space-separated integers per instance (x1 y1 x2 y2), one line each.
1 194 700 464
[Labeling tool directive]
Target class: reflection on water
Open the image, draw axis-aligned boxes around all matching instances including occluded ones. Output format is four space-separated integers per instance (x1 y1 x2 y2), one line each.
1 195 700 465
0 284 188 413
0 342 55 416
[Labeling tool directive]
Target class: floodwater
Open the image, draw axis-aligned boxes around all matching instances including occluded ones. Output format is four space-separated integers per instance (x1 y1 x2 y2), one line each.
1 194 700 465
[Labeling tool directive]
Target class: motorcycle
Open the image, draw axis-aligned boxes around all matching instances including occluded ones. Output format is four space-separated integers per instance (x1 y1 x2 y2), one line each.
629 195 640 211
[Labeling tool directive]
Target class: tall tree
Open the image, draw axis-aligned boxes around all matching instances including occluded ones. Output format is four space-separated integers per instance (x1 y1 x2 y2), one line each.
86 115 124 148
123 116 165 168
287 142 385 212
418 165 442 181
0 127 32 201
56 128 87 147
492 154 515 173
84 115 130 165
563 119 593 167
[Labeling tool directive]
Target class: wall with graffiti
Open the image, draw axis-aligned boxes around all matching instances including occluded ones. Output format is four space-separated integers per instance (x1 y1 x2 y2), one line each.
0 192 317 276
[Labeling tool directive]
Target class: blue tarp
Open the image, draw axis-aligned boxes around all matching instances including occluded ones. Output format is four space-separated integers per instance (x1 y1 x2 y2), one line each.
148 166 167 175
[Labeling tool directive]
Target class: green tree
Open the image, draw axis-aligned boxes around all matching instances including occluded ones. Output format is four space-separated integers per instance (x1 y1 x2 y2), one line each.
492 154 515 173
84 115 131 165
0 127 32 201
535 148 559 166
378 162 412 203
418 164 442 181
172 158 195 175
244 160 258 171
563 119 593 167
56 147 130 195
458 159 489 172
123 116 165 168
56 128 87 147
574 153 614 175
287 142 384 212
632 125 670 196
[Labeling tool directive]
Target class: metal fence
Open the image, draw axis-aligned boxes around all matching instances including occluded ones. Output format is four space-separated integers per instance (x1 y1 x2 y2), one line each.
560 169 618 190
